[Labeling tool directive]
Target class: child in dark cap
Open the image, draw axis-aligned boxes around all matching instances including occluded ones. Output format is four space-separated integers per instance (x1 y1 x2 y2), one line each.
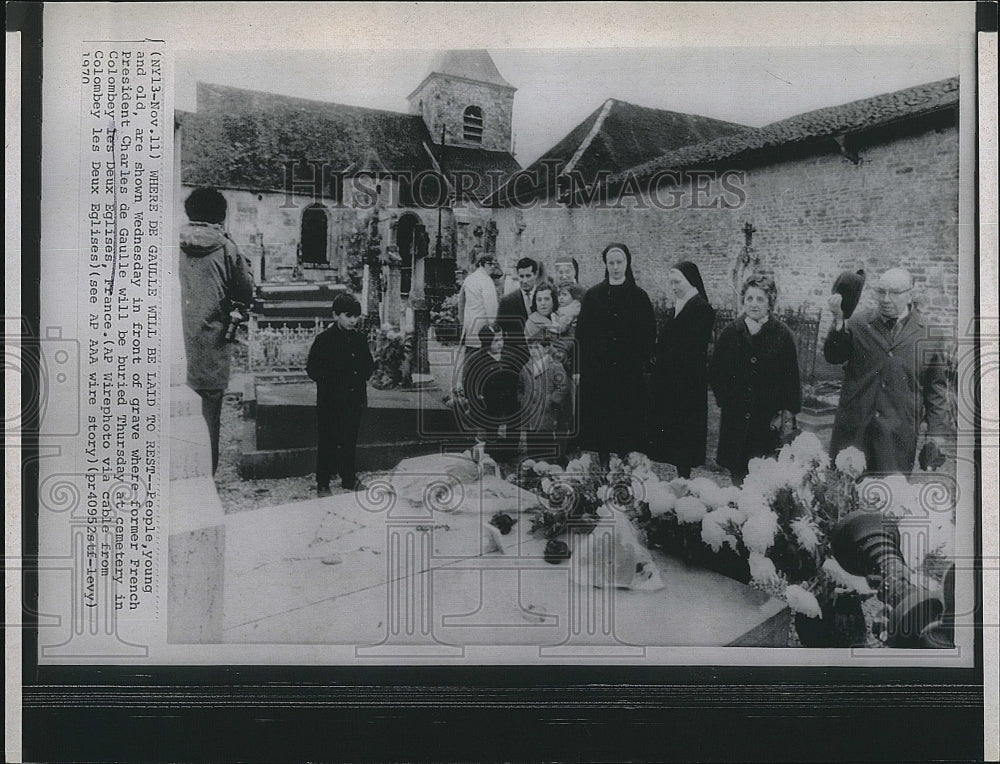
306 293 374 494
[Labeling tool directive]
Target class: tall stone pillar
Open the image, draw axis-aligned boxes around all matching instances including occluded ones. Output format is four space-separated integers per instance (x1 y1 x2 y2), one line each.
166 240 225 644
382 245 403 328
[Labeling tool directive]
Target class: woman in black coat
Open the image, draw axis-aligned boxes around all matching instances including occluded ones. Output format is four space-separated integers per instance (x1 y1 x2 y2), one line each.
649 262 716 478
709 274 801 484
576 243 657 463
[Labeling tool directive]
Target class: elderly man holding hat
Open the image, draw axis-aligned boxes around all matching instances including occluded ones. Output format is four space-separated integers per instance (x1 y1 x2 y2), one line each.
823 267 951 475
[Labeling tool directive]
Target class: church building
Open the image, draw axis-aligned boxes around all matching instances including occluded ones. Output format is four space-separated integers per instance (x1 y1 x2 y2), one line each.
176 50 520 303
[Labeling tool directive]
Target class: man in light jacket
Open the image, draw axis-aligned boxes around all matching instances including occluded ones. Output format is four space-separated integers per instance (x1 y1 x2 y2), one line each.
460 250 500 351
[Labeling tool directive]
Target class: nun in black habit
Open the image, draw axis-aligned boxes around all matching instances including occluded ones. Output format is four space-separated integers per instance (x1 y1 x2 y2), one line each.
648 261 716 478
576 243 657 463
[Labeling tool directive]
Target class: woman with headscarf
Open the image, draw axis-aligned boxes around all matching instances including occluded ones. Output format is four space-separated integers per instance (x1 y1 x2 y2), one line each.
576 243 657 464
709 274 801 484
648 262 716 478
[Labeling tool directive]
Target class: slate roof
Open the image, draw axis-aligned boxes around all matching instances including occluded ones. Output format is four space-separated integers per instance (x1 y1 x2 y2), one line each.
613 76 960 184
181 82 519 197
409 49 516 96
434 144 522 200
491 98 752 205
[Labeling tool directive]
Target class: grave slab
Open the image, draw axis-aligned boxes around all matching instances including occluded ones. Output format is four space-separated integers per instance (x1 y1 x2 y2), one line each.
239 377 468 478
221 486 789 649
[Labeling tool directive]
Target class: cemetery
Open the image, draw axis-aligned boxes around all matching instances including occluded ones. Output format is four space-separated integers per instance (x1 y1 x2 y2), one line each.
167 51 960 655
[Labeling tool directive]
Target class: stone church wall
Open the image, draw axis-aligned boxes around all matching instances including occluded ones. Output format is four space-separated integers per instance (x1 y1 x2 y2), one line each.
493 124 960 337
412 76 514 153
176 181 491 287
180 182 423 281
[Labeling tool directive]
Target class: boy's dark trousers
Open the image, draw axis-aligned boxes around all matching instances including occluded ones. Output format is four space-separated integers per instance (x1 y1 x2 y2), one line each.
316 390 365 489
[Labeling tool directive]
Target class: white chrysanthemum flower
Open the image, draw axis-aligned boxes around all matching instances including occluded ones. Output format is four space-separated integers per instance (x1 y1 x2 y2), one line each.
522 459 536 470
597 485 612 503
566 458 583 473
578 453 593 469
741 510 780 553
790 517 821 553
716 485 742 508
821 557 875 595
748 552 780 586
540 477 553 494
701 510 741 552
688 477 725 508
789 431 827 465
784 584 823 619
707 504 748 528
547 463 565 475
533 460 551 474
701 515 735 553
668 477 690 496
646 481 677 518
675 495 708 524
627 452 651 472
738 486 771 517
744 458 794 497
834 446 867 477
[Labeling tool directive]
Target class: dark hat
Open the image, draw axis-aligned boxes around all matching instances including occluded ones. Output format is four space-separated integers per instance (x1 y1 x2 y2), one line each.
331 292 362 316
832 269 866 319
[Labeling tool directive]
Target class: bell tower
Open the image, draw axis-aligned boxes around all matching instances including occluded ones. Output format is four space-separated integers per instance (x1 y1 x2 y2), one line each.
407 50 516 153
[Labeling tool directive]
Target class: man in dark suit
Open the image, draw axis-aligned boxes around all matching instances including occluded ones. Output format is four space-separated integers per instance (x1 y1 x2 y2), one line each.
497 257 539 355
496 257 539 444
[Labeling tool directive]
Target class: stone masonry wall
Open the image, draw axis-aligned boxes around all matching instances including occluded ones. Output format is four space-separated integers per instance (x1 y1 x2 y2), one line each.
493 125 960 339
177 182 452 283
411 76 514 153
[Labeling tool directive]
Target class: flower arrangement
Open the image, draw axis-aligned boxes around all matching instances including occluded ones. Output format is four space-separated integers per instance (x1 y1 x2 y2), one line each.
513 454 608 538
633 434 925 645
501 432 952 645
369 323 408 389
430 294 461 345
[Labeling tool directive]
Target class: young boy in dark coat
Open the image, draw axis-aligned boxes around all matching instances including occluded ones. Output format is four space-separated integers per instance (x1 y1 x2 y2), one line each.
306 293 375 494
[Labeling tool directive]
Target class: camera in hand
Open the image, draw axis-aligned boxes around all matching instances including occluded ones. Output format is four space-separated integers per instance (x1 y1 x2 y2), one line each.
223 300 249 342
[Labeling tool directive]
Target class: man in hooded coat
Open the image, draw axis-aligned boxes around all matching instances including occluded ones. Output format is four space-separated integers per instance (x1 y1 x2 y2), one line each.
179 187 255 474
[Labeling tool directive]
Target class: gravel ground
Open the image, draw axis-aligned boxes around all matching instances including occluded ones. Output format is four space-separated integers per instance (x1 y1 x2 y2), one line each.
214 393 380 514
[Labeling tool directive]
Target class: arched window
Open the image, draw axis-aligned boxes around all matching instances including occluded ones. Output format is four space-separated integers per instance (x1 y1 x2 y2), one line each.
463 106 483 143
300 204 329 265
